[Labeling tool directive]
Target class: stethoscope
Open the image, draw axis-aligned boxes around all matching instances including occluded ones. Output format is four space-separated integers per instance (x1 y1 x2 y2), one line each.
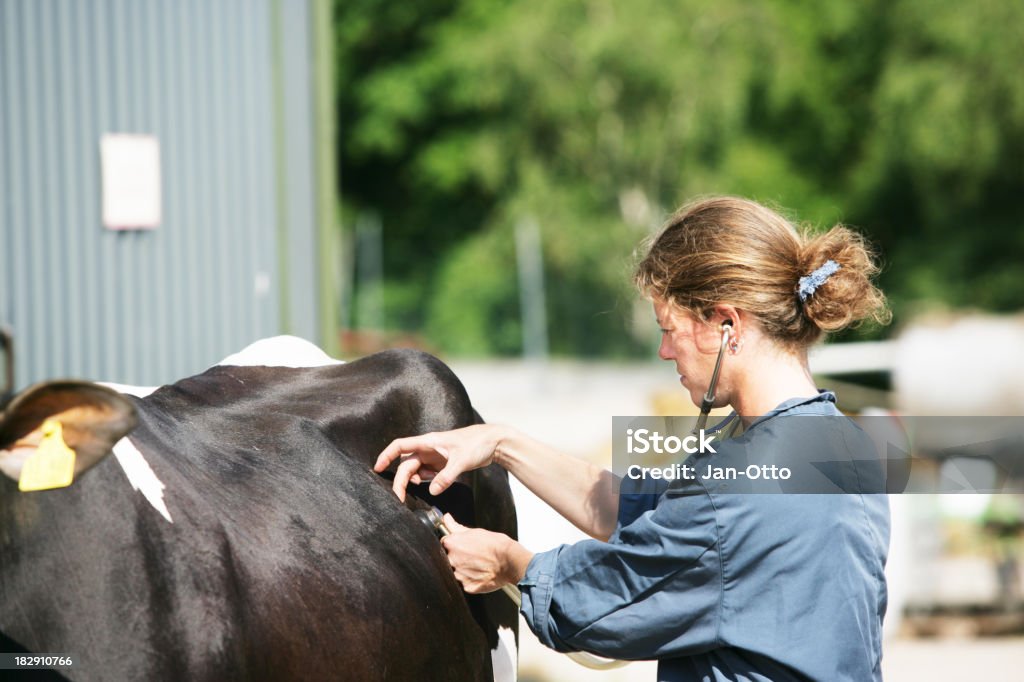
693 320 734 433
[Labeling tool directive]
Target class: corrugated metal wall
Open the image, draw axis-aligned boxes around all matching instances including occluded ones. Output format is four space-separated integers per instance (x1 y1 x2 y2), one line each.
0 0 328 390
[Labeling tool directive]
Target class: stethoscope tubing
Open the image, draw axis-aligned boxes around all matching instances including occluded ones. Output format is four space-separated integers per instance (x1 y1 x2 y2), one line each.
694 322 733 432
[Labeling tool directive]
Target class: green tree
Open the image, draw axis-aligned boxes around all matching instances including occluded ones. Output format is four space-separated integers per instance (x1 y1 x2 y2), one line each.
334 0 1024 356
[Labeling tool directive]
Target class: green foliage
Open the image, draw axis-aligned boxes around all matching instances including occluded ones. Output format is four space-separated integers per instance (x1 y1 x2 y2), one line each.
425 226 521 356
335 0 1024 356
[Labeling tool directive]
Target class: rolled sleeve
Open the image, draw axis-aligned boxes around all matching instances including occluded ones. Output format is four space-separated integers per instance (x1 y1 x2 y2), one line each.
519 547 570 650
518 484 722 660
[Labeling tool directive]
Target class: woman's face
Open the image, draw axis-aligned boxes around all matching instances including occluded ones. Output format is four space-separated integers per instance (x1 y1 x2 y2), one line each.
652 297 728 408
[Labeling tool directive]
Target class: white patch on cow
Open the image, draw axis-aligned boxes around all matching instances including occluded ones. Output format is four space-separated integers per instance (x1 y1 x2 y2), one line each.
491 626 517 682
95 381 160 398
215 335 345 368
112 436 173 523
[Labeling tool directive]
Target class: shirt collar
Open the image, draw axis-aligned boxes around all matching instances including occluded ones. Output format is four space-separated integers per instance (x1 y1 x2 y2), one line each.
708 390 838 436
747 389 837 428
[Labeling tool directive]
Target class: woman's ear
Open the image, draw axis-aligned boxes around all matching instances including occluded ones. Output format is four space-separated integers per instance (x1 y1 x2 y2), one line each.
692 305 738 354
708 305 742 336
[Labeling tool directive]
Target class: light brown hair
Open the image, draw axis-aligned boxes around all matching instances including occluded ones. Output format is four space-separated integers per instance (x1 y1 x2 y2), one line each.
634 196 890 349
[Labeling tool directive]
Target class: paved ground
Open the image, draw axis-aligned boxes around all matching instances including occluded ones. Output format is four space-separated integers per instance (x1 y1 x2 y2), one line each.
882 636 1024 682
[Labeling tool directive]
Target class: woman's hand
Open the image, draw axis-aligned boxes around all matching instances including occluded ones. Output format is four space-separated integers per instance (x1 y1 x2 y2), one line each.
373 424 506 501
440 514 533 593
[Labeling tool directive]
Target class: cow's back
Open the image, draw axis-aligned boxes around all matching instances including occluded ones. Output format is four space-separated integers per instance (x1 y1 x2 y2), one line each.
0 349 517 681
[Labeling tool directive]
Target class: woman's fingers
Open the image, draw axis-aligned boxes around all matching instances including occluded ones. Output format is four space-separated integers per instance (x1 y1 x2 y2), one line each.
376 433 449 500
391 456 424 501
440 524 513 594
442 513 465 532
374 434 436 472
427 464 462 497
375 425 497 499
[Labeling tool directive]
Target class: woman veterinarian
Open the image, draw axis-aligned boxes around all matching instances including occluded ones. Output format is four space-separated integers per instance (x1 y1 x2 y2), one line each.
376 196 891 681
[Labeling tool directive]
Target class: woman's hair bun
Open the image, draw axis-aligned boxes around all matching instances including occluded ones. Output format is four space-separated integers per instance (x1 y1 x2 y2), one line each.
797 225 891 333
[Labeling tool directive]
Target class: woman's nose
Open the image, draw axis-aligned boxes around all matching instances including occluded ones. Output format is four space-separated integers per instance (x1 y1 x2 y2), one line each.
658 336 674 360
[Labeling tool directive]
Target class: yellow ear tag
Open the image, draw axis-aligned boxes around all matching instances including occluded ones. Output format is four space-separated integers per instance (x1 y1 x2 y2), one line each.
18 419 77 492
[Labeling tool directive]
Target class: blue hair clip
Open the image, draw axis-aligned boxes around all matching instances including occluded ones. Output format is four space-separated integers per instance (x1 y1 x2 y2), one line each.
798 259 841 302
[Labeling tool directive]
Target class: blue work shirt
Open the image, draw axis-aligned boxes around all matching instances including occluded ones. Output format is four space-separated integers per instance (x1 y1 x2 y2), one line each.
519 392 890 681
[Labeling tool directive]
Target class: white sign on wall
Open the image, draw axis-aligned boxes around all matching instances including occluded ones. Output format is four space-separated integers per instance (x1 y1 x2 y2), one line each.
100 134 162 229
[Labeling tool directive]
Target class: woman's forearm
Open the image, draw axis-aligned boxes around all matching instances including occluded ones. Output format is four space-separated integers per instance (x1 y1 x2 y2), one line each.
494 426 619 541
501 535 535 584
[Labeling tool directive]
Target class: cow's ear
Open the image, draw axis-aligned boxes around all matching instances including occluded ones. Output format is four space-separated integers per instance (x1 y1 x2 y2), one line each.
0 381 138 482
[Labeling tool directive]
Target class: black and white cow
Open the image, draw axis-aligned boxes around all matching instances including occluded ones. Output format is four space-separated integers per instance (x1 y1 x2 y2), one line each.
0 338 518 681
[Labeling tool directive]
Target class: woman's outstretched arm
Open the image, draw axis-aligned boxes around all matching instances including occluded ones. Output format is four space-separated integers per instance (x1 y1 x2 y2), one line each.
375 424 620 541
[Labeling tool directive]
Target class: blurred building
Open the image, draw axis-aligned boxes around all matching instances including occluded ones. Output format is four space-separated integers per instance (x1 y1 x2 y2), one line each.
1 0 338 389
